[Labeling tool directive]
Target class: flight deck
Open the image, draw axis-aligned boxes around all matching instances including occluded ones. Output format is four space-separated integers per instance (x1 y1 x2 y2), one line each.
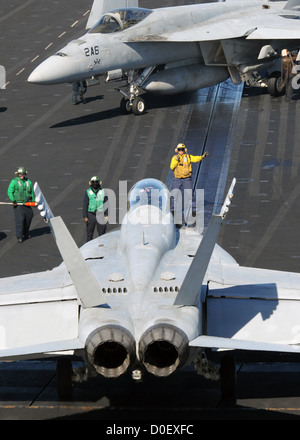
0 0 300 421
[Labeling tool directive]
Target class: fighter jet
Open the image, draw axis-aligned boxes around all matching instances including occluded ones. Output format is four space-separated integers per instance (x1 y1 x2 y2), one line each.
1 177 300 399
27 0 300 114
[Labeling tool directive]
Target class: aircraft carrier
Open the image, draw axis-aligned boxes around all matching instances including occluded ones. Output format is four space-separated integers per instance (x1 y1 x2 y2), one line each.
0 0 300 421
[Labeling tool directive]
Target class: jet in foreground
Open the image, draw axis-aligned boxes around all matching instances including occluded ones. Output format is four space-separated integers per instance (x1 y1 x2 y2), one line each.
1 178 300 399
28 0 300 114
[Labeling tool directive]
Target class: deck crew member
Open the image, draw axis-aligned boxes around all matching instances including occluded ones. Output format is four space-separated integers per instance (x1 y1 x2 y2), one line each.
170 143 208 220
7 167 35 243
83 176 108 242
281 49 297 101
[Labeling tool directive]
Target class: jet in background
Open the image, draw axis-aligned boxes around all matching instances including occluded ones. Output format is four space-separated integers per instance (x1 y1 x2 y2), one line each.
28 0 300 114
0 178 300 399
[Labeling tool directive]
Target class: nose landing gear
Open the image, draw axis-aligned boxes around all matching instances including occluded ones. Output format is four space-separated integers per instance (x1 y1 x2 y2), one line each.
120 95 146 115
118 66 155 115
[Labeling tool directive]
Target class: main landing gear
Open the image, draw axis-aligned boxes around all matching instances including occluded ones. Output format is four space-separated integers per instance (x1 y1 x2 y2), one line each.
267 71 285 97
118 66 155 115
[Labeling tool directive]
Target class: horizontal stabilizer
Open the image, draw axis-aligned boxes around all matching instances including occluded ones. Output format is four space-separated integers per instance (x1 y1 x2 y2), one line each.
174 179 236 306
190 335 300 353
0 339 84 361
50 216 109 308
86 0 139 29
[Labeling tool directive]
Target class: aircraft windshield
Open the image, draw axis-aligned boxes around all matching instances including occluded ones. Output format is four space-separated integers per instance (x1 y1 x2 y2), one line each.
128 179 170 213
89 8 152 34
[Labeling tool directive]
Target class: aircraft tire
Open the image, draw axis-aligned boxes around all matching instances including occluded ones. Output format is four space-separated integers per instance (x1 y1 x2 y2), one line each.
120 98 132 114
56 358 73 400
268 74 284 96
220 355 236 399
132 97 145 115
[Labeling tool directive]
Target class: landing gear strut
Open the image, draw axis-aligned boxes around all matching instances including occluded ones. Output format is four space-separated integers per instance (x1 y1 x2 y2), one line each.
118 66 155 115
56 358 73 400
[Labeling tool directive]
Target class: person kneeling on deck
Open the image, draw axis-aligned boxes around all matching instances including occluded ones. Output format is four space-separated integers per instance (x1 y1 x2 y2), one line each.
83 176 108 242
170 143 208 221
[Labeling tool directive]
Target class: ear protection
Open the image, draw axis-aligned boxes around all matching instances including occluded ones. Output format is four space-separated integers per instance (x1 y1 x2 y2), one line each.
89 179 102 186
175 143 187 153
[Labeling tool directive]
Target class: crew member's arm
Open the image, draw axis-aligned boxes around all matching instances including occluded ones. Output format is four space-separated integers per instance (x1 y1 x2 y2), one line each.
190 152 209 162
170 155 181 170
7 180 16 203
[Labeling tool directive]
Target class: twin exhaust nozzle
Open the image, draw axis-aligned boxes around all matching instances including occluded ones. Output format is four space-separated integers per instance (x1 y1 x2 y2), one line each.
85 324 189 379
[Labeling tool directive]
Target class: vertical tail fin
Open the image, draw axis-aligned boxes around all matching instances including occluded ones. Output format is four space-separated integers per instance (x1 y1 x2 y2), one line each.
174 179 236 306
283 0 300 11
34 183 108 309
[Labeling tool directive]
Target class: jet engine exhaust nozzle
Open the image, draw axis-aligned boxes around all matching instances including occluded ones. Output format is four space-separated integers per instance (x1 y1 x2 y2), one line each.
139 324 189 377
85 325 136 378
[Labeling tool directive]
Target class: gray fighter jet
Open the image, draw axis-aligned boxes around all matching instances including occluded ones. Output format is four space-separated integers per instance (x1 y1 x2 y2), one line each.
0 178 300 399
28 0 300 114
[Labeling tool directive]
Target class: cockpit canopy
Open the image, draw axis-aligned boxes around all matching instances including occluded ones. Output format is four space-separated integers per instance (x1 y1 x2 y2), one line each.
89 8 152 34
128 178 170 213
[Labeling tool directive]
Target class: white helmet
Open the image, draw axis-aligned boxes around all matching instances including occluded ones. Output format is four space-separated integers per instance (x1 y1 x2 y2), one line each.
281 49 288 57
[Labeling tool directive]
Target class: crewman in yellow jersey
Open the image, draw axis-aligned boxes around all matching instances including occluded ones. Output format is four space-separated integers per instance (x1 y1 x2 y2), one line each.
170 143 208 219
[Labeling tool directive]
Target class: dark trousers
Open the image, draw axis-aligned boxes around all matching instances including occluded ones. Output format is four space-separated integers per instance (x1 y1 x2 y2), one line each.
170 176 195 211
14 205 33 238
86 211 107 242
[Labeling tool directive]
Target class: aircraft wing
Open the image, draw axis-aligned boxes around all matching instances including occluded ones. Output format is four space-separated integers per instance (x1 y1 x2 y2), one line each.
190 335 300 353
201 263 300 348
129 11 300 43
0 340 84 362
130 20 255 42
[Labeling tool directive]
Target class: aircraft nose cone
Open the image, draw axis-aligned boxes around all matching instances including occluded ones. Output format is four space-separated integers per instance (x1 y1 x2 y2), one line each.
28 55 75 85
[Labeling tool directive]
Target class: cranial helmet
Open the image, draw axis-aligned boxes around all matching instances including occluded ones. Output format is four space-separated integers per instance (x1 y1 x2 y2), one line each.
15 167 27 175
89 176 102 185
175 143 187 153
